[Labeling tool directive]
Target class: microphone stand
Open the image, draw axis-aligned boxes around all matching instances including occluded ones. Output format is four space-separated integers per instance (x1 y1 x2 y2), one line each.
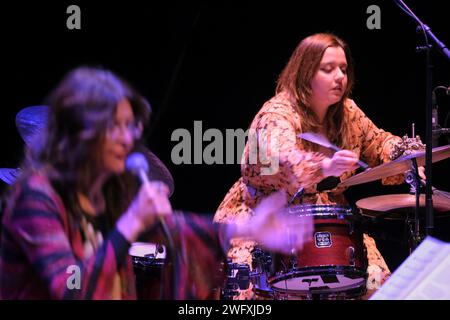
394 0 450 239
140 175 182 299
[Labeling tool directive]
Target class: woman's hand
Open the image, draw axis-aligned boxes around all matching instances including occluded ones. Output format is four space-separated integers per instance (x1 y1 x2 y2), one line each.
117 181 173 242
418 166 426 181
321 150 359 177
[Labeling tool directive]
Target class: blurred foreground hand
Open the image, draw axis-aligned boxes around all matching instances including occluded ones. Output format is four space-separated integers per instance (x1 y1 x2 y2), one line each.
235 191 314 255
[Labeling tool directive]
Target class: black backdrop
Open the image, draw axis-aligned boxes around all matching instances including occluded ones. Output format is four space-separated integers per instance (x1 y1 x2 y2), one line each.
2 0 449 270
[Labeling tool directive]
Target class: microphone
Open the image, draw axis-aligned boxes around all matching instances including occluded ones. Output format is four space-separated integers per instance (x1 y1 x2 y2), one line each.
126 152 151 186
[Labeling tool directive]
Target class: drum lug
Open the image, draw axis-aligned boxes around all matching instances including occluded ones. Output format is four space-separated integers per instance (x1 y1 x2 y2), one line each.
349 220 354 235
347 246 356 267
289 252 298 270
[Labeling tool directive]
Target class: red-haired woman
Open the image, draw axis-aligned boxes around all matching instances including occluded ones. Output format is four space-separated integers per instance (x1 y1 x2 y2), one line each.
214 33 405 299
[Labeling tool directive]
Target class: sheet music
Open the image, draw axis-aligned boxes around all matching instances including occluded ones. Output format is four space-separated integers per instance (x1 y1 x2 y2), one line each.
370 236 450 300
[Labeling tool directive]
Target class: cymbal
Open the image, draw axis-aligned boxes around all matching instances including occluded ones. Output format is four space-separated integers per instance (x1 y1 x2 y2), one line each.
356 194 450 220
141 147 175 197
0 168 21 185
15 105 49 147
339 144 450 188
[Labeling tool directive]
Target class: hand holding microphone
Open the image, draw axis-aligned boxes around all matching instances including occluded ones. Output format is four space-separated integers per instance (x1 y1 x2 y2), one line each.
117 152 173 243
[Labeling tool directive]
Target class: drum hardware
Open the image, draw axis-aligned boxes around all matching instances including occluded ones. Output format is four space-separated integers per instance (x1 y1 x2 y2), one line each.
221 260 251 300
404 159 421 252
404 158 426 253
289 251 298 270
251 247 272 273
156 243 165 254
346 246 356 267
348 218 355 235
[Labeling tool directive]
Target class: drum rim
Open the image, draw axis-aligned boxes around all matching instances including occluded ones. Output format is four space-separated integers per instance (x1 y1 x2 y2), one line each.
271 284 367 299
253 284 367 300
132 256 165 269
288 204 354 217
253 266 368 300
269 266 367 298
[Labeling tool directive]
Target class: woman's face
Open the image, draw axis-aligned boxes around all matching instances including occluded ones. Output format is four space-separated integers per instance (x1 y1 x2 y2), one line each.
102 99 138 175
309 46 348 111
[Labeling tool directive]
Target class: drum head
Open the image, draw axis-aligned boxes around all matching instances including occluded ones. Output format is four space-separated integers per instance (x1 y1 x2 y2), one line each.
269 266 367 298
129 242 166 270
129 242 166 259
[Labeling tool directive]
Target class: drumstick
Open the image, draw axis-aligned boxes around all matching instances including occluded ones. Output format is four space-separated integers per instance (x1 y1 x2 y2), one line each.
299 132 369 170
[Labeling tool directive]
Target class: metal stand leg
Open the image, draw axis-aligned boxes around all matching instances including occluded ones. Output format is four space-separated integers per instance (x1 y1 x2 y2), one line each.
404 159 425 253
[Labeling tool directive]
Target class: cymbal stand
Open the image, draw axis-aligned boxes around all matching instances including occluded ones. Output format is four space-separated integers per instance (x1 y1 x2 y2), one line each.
395 0 449 238
404 158 424 253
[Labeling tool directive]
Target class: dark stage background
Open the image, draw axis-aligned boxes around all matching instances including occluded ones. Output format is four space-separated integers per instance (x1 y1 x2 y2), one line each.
1 0 449 271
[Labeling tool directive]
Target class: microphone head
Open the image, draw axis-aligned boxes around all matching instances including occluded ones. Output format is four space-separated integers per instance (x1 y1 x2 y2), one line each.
125 152 149 175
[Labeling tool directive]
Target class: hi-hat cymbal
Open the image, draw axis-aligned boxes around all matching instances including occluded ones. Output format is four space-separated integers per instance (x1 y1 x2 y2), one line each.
339 144 450 188
356 193 450 220
15 105 49 147
0 168 21 185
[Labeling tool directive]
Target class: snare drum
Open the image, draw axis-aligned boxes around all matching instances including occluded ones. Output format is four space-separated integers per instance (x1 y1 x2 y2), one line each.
253 204 368 300
129 242 167 299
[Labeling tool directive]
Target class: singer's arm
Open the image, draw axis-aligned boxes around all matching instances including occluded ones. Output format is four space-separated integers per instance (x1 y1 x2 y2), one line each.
141 191 312 256
135 191 312 299
217 191 313 255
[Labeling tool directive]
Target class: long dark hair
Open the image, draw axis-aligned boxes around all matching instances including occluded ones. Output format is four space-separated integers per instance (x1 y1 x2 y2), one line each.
27 66 152 223
276 33 355 150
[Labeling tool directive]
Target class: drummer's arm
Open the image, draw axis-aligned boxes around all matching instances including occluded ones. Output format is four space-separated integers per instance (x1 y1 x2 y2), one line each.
242 111 327 195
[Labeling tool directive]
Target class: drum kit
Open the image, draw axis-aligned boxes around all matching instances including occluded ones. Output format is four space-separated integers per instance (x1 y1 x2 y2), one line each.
222 144 450 300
